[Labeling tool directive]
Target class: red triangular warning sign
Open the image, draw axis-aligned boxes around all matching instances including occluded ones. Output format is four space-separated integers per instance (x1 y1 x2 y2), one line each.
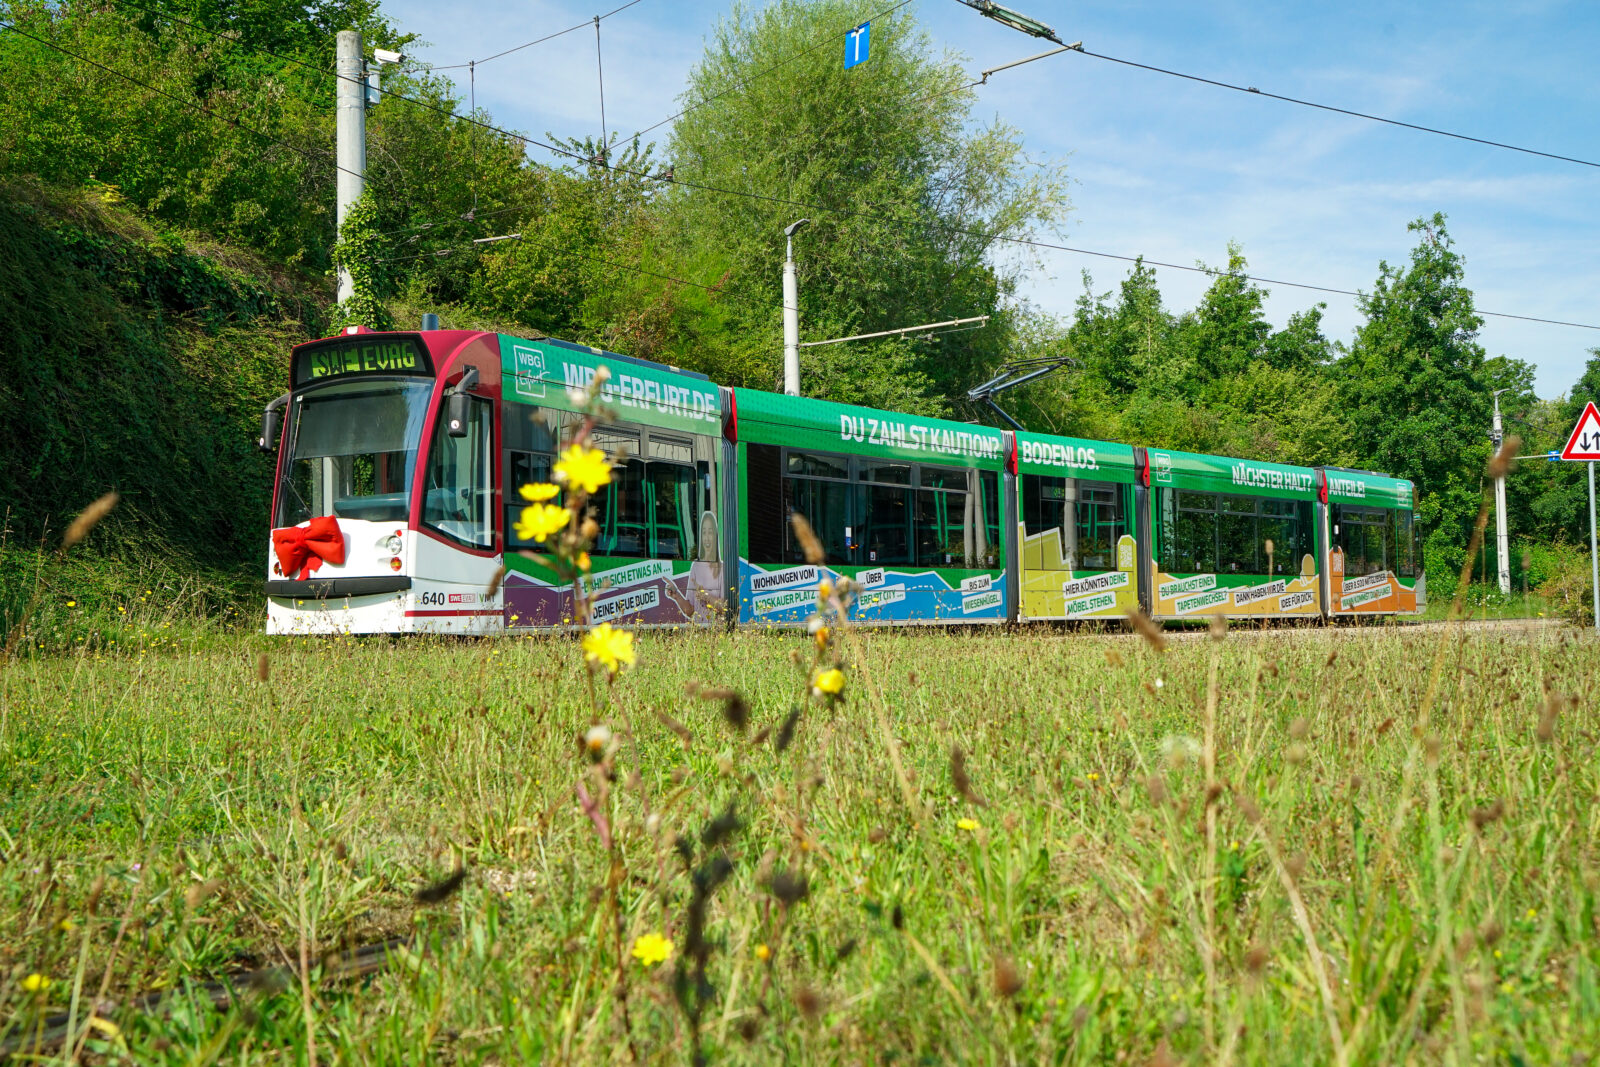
1560 401 1600 460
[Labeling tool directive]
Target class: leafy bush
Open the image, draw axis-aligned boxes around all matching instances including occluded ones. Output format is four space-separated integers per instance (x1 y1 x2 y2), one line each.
1538 549 1595 627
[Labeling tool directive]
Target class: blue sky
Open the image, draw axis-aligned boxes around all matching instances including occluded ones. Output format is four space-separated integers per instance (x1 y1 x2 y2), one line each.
383 0 1600 398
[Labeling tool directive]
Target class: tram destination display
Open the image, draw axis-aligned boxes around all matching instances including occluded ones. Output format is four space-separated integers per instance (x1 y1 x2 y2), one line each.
292 336 433 387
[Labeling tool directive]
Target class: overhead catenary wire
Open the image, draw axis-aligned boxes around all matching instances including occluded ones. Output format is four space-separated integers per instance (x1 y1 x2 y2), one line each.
0 20 370 185
38 5 1600 332
1071 47 1600 171
417 0 648 72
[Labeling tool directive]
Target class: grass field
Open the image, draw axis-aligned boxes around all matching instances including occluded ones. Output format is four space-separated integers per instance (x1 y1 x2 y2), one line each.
2 616 1597 1064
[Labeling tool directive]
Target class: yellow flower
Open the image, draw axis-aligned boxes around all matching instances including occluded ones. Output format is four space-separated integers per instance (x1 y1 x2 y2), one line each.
575 551 592 572
631 932 673 967
957 818 980 832
1087 772 1100 781
582 623 636 674
515 503 572 544
66 600 76 608
555 444 612 495
811 668 845 697
814 625 830 649
519 482 561 502
755 943 772 962
22 973 51 993
56 918 76 933
817 578 834 599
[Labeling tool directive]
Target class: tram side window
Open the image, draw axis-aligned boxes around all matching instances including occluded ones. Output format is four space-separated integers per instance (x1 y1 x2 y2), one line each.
1217 494 1259 573
1258 498 1308 573
1160 490 1311 575
1076 482 1122 569
915 466 998 569
1334 505 1408 577
505 415 713 559
422 396 494 549
1396 510 1416 576
1162 491 1218 574
644 435 702 560
855 462 912 566
1021 476 1124 569
503 405 565 550
784 451 852 565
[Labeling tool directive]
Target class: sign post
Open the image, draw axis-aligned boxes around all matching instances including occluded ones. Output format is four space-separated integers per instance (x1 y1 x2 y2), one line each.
1591 460 1599 633
1558 400 1600 632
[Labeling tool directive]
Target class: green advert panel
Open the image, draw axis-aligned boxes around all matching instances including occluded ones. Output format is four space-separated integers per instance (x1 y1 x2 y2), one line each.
1014 431 1136 482
733 389 1005 469
1146 447 1317 501
1323 469 1414 510
499 336 719 436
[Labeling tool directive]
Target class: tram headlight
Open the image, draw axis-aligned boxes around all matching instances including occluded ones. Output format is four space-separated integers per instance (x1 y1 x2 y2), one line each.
383 534 403 555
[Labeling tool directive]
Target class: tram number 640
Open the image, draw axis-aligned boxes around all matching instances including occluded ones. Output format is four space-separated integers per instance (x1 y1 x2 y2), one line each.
418 591 449 606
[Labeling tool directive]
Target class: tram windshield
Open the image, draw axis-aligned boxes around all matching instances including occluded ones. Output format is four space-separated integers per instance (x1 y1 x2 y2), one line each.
275 379 434 526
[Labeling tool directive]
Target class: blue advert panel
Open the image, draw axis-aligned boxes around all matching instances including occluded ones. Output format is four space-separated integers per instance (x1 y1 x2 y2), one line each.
735 560 1007 626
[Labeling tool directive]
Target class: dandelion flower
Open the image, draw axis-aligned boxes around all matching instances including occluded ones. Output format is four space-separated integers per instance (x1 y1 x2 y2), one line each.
1087 772 1099 781
555 444 612 494
22 973 51 993
957 818 980 832
814 625 830 649
56 918 76 933
575 551 592 572
66 600 76 608
583 724 613 754
583 623 636 674
519 482 562 502
514 503 572 544
631 932 673 967
755 943 772 962
817 578 834 599
811 668 845 697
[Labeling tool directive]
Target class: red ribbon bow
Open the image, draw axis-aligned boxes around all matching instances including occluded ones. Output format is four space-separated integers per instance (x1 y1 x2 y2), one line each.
272 516 346 580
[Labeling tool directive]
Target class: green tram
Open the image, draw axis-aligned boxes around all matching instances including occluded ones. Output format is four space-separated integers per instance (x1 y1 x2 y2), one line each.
261 326 1420 633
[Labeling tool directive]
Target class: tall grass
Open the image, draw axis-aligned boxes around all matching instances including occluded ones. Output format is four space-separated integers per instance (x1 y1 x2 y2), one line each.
1 617 1595 1063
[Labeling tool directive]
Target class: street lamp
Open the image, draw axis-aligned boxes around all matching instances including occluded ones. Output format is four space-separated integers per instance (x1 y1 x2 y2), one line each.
782 218 810 396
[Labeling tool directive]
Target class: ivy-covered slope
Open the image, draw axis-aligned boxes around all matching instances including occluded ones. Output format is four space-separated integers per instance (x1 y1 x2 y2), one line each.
0 181 324 575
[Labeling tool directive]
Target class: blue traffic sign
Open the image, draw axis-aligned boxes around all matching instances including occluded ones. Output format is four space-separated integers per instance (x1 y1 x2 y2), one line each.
845 21 871 69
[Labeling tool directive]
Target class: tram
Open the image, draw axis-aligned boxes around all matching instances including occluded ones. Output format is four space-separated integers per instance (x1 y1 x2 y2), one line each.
260 324 1422 633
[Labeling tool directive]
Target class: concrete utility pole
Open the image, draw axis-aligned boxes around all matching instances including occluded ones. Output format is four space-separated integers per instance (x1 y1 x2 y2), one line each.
781 218 809 396
1491 389 1511 594
1590 460 1599 632
335 30 366 305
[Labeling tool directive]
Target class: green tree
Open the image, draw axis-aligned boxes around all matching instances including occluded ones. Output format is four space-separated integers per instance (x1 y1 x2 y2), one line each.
663 0 1070 412
1175 244 1270 386
1337 213 1492 575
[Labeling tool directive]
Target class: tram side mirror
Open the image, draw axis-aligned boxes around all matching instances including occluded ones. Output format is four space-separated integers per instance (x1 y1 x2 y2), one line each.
444 366 480 438
258 408 279 452
445 390 469 437
258 394 288 453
